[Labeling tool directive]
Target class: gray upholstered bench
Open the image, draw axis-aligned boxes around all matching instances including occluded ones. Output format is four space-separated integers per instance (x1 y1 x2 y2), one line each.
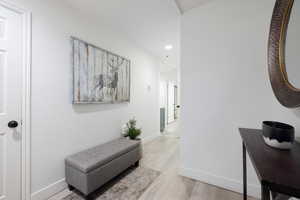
65 138 142 199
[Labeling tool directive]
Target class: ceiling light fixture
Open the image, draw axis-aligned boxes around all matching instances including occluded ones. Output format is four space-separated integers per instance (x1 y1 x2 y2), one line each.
165 45 173 50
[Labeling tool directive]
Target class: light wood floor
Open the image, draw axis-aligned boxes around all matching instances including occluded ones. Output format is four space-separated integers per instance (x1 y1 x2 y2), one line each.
50 133 256 200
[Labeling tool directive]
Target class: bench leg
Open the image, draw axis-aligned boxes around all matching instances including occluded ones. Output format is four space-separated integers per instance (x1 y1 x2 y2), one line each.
134 160 140 167
84 194 94 200
261 185 270 200
68 184 74 191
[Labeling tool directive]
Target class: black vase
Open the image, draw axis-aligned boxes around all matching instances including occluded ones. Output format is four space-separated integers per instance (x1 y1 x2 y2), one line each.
262 121 295 150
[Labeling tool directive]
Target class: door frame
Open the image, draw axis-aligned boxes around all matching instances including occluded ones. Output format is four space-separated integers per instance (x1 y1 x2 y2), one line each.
0 1 31 199
167 82 176 124
174 85 178 120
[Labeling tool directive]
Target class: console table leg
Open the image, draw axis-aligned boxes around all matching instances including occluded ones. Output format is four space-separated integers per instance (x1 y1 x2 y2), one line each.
261 185 270 200
243 142 247 200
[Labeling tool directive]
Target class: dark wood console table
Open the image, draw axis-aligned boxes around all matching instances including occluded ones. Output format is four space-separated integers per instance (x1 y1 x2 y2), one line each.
239 128 300 200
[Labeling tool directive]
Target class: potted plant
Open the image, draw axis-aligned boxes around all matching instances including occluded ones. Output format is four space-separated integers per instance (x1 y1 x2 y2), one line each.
124 118 141 140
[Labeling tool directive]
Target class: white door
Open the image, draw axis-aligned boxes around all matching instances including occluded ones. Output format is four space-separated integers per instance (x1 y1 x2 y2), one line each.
0 4 23 200
167 82 175 123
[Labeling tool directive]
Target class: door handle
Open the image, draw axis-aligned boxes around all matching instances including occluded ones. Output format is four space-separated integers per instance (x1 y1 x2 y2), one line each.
8 120 18 128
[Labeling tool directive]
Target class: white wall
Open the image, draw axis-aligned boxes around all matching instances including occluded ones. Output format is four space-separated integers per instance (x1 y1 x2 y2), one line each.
11 0 160 198
159 80 168 109
161 68 178 86
180 0 300 198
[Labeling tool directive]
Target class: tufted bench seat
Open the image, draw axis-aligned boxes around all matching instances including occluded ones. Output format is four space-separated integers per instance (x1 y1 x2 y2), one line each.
65 138 142 199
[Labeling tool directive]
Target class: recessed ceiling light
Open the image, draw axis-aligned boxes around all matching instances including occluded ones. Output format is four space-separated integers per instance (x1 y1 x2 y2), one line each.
165 45 173 50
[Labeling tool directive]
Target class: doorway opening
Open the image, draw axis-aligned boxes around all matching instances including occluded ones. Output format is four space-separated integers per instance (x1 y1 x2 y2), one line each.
159 68 180 138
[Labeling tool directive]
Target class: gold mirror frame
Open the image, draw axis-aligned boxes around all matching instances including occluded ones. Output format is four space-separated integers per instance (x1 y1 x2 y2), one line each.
268 0 300 108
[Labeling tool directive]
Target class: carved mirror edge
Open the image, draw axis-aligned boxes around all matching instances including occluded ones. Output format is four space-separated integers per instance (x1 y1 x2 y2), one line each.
268 0 300 108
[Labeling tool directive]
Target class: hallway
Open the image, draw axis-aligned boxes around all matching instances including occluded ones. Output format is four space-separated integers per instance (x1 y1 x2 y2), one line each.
163 121 180 138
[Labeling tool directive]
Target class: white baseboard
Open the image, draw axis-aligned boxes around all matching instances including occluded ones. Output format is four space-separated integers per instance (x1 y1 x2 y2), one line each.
30 163 259 200
30 133 161 200
31 178 67 200
179 167 260 199
30 134 160 200
142 132 161 144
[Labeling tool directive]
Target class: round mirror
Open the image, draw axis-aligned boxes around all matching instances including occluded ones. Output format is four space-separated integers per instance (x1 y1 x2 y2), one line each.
286 0 300 88
268 0 300 108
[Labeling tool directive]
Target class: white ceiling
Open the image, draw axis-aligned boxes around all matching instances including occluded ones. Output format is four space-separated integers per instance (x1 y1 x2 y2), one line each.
65 0 181 71
175 0 212 13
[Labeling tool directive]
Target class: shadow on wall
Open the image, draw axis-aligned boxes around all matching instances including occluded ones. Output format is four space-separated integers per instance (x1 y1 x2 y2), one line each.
72 103 129 114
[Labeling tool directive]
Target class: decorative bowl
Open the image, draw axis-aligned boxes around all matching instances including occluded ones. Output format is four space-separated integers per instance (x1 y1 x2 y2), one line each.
262 121 295 150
